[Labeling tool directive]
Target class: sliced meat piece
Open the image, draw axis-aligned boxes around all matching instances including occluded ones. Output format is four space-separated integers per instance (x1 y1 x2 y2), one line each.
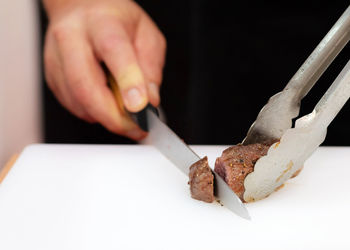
214 143 270 201
188 156 215 203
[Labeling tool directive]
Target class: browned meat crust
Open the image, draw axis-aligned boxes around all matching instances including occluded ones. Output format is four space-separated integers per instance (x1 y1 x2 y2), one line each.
188 157 215 203
214 143 270 201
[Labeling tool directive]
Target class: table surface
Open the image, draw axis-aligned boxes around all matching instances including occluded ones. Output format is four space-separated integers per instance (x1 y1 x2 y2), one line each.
0 144 350 250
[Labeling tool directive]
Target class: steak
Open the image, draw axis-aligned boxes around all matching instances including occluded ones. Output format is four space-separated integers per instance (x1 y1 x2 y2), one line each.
188 156 215 203
214 143 270 201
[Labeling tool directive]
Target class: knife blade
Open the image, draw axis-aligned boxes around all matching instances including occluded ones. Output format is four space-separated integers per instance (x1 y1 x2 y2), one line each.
106 71 250 219
140 108 250 220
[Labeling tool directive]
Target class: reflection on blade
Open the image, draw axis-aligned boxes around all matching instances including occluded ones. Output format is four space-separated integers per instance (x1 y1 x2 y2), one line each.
141 110 200 175
214 172 251 220
141 110 250 220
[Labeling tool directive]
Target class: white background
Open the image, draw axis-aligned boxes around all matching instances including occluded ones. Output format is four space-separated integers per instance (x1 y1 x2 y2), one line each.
1 145 349 250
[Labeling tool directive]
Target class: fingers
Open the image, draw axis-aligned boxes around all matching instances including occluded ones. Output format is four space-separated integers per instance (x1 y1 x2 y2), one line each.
90 19 148 113
44 33 95 123
50 27 146 140
43 1 166 141
134 15 167 107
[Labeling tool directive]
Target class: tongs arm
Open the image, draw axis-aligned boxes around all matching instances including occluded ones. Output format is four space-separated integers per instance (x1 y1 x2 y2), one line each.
244 5 350 145
287 6 350 102
242 6 350 202
312 59 350 129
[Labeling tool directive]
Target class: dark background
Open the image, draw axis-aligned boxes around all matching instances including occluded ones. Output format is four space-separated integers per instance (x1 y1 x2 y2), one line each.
40 0 350 145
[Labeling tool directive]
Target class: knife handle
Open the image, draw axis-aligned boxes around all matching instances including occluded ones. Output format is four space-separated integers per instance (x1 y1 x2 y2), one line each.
105 66 159 132
127 104 159 132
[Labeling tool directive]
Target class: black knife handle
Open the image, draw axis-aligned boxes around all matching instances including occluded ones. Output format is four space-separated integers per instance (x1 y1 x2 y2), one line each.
128 104 159 132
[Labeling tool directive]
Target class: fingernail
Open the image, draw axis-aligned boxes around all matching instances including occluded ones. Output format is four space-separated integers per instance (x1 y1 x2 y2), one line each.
125 88 146 111
148 82 160 104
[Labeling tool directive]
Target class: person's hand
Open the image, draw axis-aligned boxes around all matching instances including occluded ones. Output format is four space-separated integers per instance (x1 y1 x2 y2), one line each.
43 0 166 140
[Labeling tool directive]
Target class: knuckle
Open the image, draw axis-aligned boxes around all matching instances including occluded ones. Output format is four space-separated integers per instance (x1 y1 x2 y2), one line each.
98 32 128 54
43 52 56 72
44 72 55 91
52 26 71 43
46 78 57 95
43 58 58 91
153 71 163 84
158 33 167 51
74 87 90 106
69 77 91 106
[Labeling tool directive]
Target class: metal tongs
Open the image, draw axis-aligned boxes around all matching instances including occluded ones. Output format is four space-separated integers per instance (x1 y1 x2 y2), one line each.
240 6 350 202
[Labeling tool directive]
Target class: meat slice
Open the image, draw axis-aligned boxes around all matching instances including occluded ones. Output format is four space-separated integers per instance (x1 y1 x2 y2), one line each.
188 156 215 203
214 143 270 201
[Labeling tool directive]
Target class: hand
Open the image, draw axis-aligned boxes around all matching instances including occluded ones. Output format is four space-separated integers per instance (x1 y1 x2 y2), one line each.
43 0 166 140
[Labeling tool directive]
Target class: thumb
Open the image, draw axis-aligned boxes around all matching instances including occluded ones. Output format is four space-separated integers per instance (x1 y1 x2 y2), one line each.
91 22 148 113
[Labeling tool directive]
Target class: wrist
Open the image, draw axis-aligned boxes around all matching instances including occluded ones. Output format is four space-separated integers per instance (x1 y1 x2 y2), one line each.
42 0 133 20
42 0 82 20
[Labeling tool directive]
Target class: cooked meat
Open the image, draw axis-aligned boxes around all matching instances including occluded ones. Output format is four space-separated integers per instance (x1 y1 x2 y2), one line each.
214 143 270 201
188 157 215 203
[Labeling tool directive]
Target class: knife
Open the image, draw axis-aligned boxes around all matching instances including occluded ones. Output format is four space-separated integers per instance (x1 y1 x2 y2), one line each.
107 73 250 220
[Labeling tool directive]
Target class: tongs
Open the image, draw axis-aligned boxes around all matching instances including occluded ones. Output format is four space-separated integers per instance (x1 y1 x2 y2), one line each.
241 6 350 202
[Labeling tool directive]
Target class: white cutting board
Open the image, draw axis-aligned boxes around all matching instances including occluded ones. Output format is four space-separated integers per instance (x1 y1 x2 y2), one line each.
0 144 350 250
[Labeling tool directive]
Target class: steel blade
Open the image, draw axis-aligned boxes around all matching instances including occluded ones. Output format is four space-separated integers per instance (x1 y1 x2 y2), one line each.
141 109 250 219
